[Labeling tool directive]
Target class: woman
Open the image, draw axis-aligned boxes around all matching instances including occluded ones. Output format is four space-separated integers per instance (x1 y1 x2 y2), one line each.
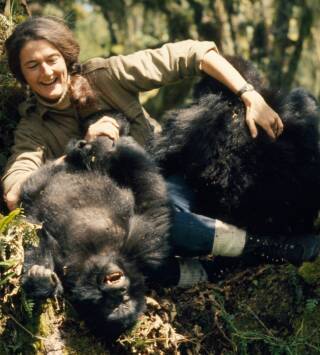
3 16 319 287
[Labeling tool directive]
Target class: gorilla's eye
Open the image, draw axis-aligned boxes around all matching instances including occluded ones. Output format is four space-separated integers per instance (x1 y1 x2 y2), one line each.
104 271 124 285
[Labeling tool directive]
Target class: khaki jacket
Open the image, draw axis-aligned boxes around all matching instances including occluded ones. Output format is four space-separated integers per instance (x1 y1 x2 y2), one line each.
2 40 217 195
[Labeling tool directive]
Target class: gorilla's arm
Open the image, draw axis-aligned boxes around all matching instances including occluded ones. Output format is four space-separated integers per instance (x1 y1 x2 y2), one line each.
21 161 64 206
99 137 170 218
22 228 63 299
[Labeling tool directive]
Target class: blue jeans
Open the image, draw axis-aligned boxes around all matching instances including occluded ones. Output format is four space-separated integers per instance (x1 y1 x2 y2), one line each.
167 176 216 257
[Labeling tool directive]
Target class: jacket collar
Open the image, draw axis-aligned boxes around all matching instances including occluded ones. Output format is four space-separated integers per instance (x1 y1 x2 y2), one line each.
18 96 48 119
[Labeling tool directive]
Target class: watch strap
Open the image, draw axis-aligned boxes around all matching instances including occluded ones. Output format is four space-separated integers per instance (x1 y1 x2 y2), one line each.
236 83 255 97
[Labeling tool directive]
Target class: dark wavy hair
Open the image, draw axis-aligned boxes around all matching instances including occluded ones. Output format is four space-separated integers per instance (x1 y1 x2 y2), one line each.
5 16 95 108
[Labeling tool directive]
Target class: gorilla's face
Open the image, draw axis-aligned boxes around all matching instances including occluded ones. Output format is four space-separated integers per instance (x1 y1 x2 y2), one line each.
65 251 146 337
49 199 146 337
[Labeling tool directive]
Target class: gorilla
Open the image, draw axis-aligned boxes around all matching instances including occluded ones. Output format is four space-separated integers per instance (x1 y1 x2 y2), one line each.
151 57 320 236
21 132 172 340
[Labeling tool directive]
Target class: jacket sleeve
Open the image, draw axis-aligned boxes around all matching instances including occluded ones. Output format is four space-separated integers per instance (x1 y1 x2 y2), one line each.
2 117 46 195
101 40 218 93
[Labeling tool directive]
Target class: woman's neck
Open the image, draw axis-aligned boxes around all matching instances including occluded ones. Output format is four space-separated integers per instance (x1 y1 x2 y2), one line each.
35 81 71 110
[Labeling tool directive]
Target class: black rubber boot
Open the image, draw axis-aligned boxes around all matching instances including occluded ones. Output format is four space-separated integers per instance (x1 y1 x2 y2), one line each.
200 256 242 283
243 234 320 266
147 258 181 287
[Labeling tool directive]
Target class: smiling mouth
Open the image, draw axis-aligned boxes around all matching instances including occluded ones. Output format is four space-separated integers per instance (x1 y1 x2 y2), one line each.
41 78 58 86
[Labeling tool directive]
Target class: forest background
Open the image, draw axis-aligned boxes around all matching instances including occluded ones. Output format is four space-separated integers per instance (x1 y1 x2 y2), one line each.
1 0 320 173
1 0 320 354
21 0 320 115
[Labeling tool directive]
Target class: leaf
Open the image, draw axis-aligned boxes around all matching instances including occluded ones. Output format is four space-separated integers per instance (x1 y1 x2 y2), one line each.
0 259 18 268
0 208 21 233
0 271 15 285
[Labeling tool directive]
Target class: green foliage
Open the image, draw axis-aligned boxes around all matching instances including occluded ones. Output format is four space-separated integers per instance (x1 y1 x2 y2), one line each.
305 298 318 313
0 208 39 293
299 257 320 285
0 11 26 178
74 7 110 61
195 287 318 355
0 208 41 354
0 208 20 232
21 290 36 319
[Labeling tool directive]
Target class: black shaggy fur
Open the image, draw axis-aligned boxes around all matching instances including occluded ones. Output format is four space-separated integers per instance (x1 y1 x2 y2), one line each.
151 57 320 235
21 134 172 340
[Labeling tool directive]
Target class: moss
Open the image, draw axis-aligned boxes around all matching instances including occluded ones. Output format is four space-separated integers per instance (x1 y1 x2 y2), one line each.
298 258 320 285
6 299 110 354
63 335 109 355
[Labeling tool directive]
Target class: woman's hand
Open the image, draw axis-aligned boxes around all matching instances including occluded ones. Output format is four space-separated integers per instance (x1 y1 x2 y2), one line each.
4 183 21 211
241 90 284 139
201 50 284 139
54 155 66 165
85 116 120 142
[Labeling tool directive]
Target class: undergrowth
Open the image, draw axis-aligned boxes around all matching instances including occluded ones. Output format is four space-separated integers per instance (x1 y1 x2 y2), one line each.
0 209 41 354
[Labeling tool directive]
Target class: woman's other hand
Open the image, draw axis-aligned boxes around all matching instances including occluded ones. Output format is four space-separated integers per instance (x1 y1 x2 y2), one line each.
85 116 120 142
4 183 21 211
54 155 66 165
241 90 284 139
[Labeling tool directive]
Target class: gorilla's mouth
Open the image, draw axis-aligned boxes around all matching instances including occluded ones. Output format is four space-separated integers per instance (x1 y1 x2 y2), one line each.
104 271 125 285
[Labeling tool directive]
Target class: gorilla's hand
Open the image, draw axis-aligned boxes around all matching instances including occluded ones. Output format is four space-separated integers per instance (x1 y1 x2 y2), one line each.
22 265 63 299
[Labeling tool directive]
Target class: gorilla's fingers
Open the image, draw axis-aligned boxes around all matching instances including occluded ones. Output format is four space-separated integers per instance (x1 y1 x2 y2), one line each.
24 265 63 298
28 265 55 283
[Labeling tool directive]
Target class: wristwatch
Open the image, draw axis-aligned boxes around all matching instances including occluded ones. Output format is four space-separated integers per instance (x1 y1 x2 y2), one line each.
236 83 255 97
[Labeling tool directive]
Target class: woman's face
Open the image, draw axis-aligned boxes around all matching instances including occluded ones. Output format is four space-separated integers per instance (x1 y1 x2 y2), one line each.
20 39 68 101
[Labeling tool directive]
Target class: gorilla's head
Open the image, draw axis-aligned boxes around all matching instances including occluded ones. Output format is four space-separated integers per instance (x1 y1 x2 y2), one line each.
55 206 147 339
64 251 146 339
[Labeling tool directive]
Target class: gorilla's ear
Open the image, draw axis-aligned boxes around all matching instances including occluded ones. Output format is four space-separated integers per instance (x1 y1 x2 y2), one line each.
121 216 170 272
